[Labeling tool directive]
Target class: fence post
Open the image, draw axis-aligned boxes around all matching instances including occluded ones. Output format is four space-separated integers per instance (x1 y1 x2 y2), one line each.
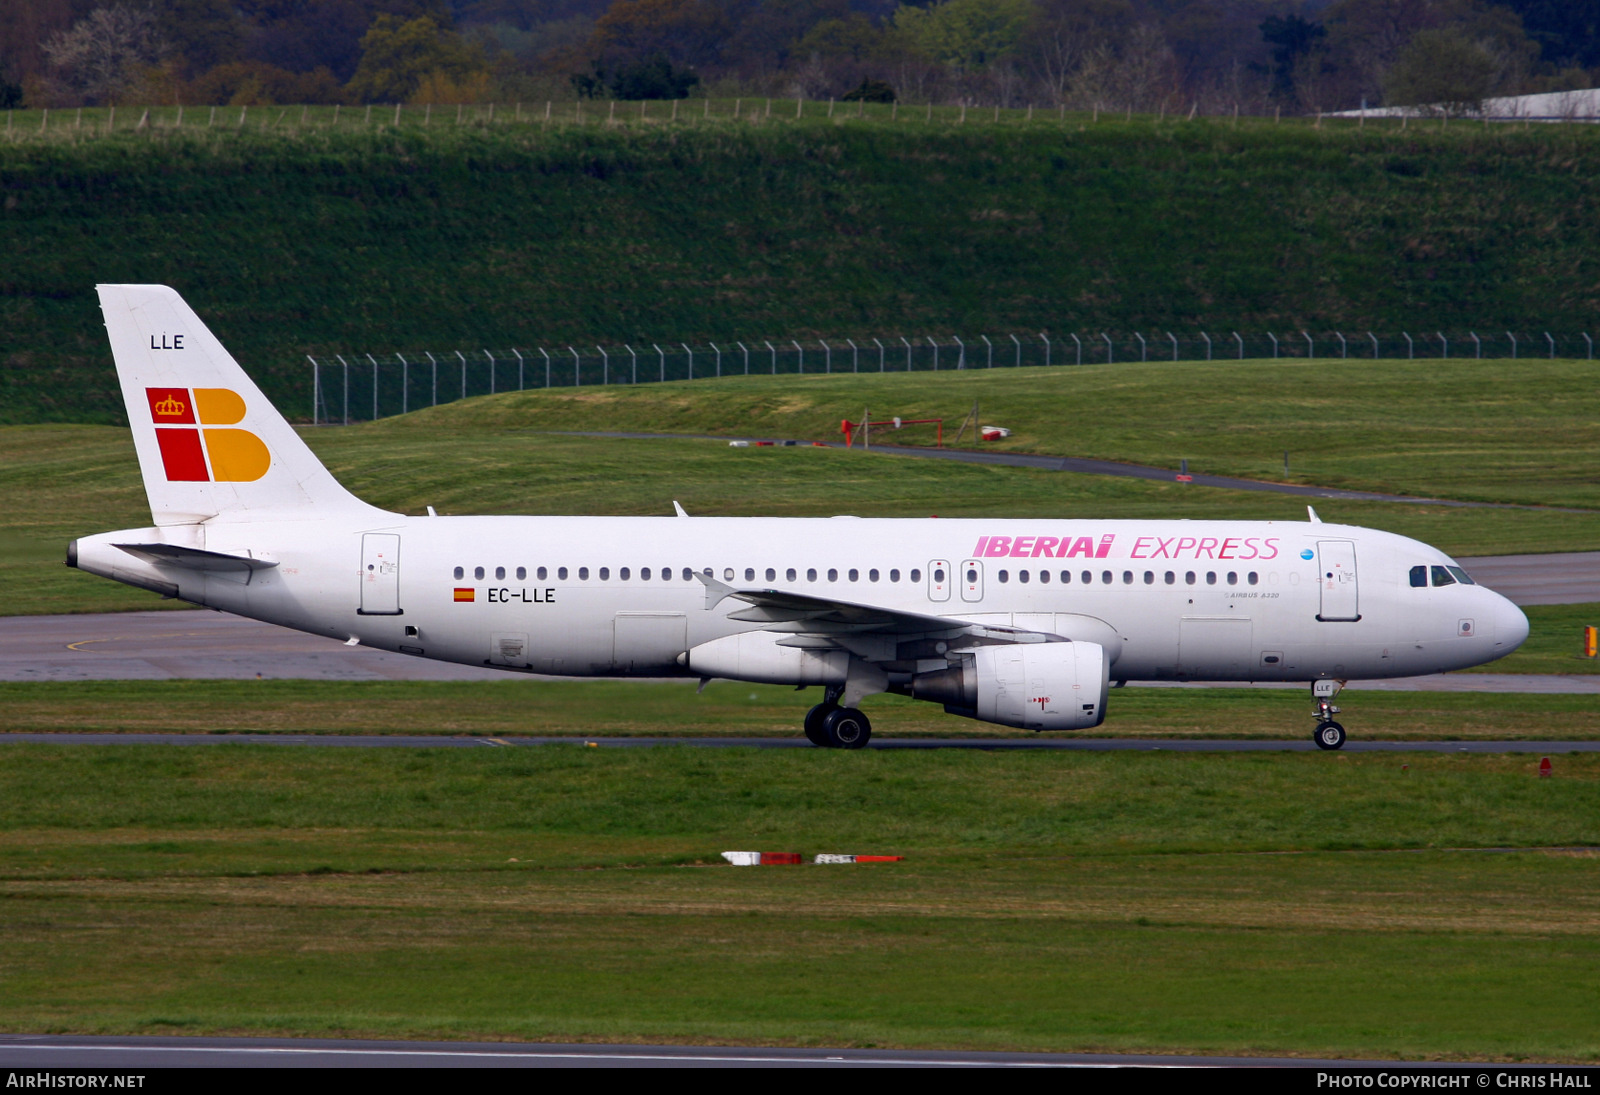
821 338 831 373
929 336 938 370
427 352 438 405
512 348 523 390
1267 333 1279 359
901 337 912 370
1469 332 1480 359
1010 333 1022 367
1546 332 1556 358
1438 332 1448 359
1403 333 1413 359
1200 332 1212 361
710 342 722 377
738 341 749 375
1101 333 1113 363
1233 331 1244 360
952 336 964 369
1040 332 1050 367
982 334 993 367
599 346 609 384
847 338 858 373
767 341 777 374
309 356 319 425
873 338 884 372
1506 331 1516 359
457 351 468 399
681 343 692 380
1369 332 1378 358
1071 333 1082 365
792 339 804 373
368 353 379 420
627 345 637 384
337 355 349 425
539 347 550 388
571 346 581 386
1168 332 1178 361
485 349 495 394
1134 332 1146 361
1584 333 1593 360
655 344 666 382
1302 331 1313 360
1334 332 1346 359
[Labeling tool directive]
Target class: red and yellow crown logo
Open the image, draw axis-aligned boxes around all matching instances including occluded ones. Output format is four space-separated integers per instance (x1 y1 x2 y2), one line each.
144 387 269 483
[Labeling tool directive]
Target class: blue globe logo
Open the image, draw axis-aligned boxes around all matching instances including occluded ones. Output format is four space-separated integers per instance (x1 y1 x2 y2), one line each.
1300 548 1315 560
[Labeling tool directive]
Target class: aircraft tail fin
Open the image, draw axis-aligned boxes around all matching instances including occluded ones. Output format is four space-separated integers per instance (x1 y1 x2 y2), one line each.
98 284 382 526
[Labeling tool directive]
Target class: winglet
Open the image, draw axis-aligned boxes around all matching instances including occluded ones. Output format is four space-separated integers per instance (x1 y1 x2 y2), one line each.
673 500 689 517
694 569 739 610
1307 505 1322 524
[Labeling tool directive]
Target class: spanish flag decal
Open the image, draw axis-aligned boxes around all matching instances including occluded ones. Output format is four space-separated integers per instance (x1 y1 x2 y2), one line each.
453 588 475 602
146 387 269 482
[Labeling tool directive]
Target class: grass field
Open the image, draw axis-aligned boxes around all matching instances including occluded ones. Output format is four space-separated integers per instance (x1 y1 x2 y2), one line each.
5 119 1600 422
1 744 1596 1058
1 678 1597 738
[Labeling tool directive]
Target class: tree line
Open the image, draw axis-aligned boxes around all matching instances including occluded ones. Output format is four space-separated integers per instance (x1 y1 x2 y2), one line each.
2 0 1596 116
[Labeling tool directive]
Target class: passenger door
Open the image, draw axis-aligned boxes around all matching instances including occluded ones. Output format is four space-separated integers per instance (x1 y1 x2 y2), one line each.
358 533 401 615
927 559 951 602
1316 541 1360 621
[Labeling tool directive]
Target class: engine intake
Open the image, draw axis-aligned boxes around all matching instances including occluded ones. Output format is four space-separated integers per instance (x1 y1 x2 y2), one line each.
899 641 1108 731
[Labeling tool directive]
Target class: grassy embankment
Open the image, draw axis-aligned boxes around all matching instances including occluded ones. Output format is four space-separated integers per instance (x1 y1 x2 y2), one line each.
1 744 1597 1058
3 116 1599 423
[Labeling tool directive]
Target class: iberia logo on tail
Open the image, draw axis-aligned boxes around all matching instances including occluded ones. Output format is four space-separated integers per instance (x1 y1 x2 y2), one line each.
146 387 270 482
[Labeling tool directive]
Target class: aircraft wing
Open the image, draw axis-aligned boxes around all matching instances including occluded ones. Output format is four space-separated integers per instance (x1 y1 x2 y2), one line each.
696 572 1058 658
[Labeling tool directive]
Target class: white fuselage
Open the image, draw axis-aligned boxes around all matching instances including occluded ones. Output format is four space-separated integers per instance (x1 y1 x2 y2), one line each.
73 515 1529 685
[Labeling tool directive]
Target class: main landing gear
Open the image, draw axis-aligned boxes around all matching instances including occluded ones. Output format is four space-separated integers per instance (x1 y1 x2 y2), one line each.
804 686 872 749
1312 679 1347 750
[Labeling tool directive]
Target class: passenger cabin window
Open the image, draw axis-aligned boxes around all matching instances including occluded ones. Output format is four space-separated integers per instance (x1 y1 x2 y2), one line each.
807 568 818 582
1061 571 1072 584
1247 572 1258 585
746 568 756 581
558 567 568 580
1410 565 1428 588
890 569 900 582
766 568 776 581
931 568 943 584
619 568 630 580
682 568 693 581
1143 571 1154 585
787 568 797 582
911 568 922 582
1082 571 1092 584
1206 572 1217 585
1185 571 1196 585
495 566 506 580
1122 571 1133 585
1165 571 1175 585
453 566 464 580
516 566 526 580
579 567 590 580
641 568 650 580
1102 571 1113 584
1039 570 1050 584
1227 572 1238 585
827 568 838 582
474 566 485 580
869 569 880 582
1431 565 1456 587
724 568 735 581
537 566 547 581
848 569 859 582
998 570 1009 583
660 567 670 580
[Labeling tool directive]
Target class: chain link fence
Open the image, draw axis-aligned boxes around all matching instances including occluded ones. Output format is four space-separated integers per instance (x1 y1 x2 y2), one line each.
308 329 1597 425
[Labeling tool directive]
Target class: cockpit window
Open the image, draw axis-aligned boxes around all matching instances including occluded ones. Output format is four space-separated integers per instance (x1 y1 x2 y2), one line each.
1431 565 1456 587
1409 565 1427 588
1447 566 1476 585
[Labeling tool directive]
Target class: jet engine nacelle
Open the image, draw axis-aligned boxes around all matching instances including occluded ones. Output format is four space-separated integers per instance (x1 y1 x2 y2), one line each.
914 641 1108 730
682 631 849 685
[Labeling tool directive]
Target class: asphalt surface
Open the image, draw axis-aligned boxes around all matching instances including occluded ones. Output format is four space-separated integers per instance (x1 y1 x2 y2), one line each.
2 733 1594 751
1455 552 1600 606
0 1034 1533 1068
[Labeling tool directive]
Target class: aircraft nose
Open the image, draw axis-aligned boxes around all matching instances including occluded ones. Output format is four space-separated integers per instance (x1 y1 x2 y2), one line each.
1493 593 1530 653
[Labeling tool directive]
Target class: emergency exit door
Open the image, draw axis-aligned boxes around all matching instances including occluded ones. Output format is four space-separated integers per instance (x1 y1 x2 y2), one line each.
359 533 402 615
1316 540 1359 621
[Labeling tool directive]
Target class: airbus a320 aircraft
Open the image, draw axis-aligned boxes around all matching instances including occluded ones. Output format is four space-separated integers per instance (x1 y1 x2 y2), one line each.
70 286 1530 749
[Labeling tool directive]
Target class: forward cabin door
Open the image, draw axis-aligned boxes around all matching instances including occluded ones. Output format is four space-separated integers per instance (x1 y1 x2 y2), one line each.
1316 540 1360 621
359 533 401 615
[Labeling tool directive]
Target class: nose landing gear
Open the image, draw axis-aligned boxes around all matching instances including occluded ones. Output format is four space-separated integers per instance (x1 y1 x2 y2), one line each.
803 686 873 749
1312 679 1347 750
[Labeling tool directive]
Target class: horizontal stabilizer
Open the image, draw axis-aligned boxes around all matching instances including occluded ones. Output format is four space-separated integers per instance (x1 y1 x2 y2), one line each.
114 543 278 573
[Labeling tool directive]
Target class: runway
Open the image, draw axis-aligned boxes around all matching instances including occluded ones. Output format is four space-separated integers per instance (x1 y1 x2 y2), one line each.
0 1034 1537 1068
2 606 1595 688
1 732 1593 751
